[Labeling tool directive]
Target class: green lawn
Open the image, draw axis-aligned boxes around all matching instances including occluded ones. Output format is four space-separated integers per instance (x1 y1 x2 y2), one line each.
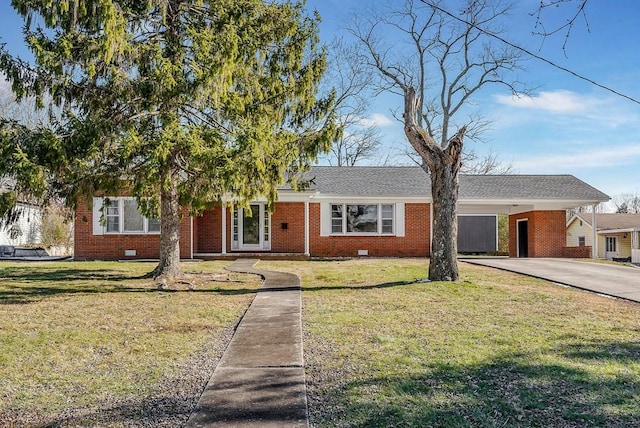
0 260 260 426
260 259 640 428
3 258 639 427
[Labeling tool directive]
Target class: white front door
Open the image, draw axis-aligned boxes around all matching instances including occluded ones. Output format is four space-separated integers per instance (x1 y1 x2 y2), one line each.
605 236 618 259
233 204 271 251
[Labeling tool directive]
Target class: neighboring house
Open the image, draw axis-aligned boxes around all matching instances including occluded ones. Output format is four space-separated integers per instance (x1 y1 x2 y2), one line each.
74 166 609 260
0 202 42 246
567 213 640 263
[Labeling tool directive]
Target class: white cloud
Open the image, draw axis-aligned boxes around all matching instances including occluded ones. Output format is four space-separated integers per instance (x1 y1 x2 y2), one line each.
512 144 640 172
494 90 595 114
356 113 394 128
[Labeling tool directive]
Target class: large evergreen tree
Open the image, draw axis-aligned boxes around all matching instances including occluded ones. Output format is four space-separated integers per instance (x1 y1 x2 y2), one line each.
0 0 335 280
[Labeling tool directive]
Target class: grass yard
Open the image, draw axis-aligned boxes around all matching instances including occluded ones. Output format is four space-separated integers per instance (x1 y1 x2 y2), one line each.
0 260 261 427
260 259 640 428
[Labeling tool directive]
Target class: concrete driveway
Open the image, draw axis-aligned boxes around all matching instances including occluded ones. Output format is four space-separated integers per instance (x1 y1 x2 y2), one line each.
461 258 640 303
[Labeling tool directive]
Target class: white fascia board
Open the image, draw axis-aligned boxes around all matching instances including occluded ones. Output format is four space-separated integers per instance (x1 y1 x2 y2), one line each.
276 190 315 202
221 191 314 204
460 198 608 213
597 227 638 234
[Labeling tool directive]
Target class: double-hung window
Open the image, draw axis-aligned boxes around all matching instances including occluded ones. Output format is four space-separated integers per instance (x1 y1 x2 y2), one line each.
105 199 120 233
100 198 160 234
331 203 394 234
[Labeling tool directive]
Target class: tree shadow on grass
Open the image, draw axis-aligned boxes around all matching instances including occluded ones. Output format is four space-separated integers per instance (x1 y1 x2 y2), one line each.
0 265 259 304
309 341 640 427
0 266 138 282
302 280 425 292
2 391 198 428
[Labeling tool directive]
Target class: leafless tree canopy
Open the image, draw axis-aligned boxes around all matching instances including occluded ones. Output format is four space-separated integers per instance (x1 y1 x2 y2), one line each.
321 40 382 166
614 193 640 214
351 0 526 147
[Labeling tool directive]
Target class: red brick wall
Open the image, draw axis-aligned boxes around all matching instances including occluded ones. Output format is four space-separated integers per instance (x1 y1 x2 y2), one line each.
309 203 431 257
509 210 566 258
271 202 306 253
195 206 222 253
74 199 192 260
562 246 592 258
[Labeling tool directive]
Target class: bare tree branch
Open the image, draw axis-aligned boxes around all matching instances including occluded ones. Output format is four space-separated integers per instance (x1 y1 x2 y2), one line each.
531 0 590 55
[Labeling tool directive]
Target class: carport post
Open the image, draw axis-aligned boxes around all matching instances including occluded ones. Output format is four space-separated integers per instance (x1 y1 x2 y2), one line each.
592 206 598 259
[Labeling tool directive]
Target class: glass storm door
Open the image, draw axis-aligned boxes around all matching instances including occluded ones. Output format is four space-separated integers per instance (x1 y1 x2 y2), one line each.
243 205 261 246
235 204 270 250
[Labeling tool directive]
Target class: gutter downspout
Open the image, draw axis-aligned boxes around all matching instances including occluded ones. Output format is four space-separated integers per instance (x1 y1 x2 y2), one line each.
304 196 313 257
222 205 227 255
592 206 597 259
190 216 194 259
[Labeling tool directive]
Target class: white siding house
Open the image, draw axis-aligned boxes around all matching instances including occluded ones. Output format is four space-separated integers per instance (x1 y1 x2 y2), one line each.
0 203 42 246
567 213 640 262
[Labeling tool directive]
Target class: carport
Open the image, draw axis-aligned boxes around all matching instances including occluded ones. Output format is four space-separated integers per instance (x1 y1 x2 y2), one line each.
458 175 610 259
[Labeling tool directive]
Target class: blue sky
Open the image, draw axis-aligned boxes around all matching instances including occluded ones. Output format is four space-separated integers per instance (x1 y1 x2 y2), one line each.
1 1 639 200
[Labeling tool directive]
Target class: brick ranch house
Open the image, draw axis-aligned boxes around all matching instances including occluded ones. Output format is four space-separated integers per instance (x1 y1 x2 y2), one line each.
74 166 609 260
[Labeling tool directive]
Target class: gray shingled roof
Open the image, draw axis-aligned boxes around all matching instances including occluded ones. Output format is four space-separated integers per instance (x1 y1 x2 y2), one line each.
458 174 609 200
306 166 430 196
302 166 609 201
576 213 640 230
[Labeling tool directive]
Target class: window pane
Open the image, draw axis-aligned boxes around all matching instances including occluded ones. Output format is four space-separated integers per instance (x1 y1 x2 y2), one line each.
233 210 239 242
147 218 161 232
106 216 119 232
243 206 260 245
123 200 144 232
381 204 393 234
331 204 343 233
347 205 377 233
105 200 119 232
578 236 585 246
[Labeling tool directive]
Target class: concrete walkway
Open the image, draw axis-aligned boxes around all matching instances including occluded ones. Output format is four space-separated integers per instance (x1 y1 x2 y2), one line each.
186 259 308 427
462 258 640 303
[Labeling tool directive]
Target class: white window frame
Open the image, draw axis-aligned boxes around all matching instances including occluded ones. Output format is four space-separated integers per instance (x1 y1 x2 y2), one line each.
330 203 395 235
578 236 586 247
94 197 161 235
104 199 120 233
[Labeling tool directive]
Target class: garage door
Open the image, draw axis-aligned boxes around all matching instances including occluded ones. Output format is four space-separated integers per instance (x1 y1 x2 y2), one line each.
458 215 497 253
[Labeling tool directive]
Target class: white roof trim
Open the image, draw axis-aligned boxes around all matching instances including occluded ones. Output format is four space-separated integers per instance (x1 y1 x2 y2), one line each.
598 227 640 234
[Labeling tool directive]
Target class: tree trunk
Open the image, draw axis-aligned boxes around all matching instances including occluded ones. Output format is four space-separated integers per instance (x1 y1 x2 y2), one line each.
428 162 459 281
149 169 181 281
403 86 464 281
